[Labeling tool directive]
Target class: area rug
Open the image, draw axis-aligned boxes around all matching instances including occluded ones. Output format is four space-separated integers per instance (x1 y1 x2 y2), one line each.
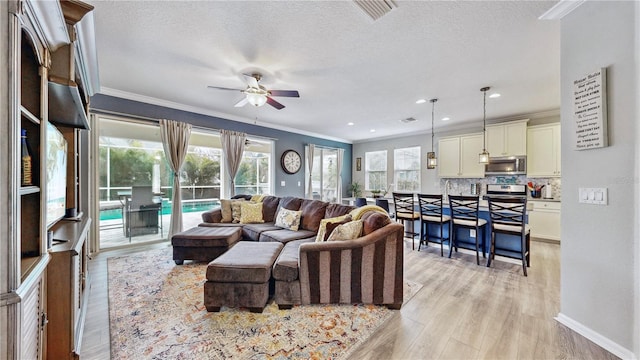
108 246 421 360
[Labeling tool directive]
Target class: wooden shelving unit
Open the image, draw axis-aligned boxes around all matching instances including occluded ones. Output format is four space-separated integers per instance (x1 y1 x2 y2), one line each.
1 1 97 359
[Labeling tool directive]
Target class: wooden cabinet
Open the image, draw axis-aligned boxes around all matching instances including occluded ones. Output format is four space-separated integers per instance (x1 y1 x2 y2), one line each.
527 123 561 177
438 134 485 178
1 1 97 359
528 200 561 241
485 119 528 157
47 218 91 359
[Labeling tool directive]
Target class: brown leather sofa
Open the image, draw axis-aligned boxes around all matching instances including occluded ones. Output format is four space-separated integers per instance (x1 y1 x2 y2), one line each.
200 195 404 309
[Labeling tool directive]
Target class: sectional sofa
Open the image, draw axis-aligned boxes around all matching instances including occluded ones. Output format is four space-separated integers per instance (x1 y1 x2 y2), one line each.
199 195 405 309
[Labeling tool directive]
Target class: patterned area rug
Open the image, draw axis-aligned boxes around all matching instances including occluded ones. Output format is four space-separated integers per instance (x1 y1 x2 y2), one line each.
108 246 421 359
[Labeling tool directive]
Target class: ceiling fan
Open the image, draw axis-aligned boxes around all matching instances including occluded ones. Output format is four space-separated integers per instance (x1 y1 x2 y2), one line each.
207 73 300 110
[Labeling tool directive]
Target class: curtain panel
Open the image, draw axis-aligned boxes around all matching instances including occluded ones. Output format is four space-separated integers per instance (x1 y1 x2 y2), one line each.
336 148 344 203
306 144 315 199
220 129 246 196
159 119 192 237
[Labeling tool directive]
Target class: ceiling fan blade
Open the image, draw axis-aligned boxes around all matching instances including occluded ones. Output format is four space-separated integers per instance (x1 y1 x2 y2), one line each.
266 96 285 110
207 85 243 92
234 97 249 107
268 90 300 98
243 74 260 88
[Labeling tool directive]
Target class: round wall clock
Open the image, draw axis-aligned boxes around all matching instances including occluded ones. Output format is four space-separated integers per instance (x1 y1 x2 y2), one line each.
281 149 302 174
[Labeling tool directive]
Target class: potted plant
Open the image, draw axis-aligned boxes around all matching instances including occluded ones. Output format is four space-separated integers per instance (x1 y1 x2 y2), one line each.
349 182 362 198
370 189 382 198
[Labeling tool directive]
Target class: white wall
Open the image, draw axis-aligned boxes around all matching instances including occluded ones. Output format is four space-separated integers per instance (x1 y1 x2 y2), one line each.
559 2 638 358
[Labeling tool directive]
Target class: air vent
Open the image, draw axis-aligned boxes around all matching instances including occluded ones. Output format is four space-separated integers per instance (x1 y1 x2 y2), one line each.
400 117 417 124
353 0 396 21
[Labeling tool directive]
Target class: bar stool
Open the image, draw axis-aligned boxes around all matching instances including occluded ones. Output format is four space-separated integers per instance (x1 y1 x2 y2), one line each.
417 194 451 256
487 197 530 276
448 195 487 265
392 192 420 250
375 198 392 218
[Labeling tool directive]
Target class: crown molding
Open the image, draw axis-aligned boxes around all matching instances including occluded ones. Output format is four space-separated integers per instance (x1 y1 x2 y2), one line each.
97 87 352 144
539 0 585 20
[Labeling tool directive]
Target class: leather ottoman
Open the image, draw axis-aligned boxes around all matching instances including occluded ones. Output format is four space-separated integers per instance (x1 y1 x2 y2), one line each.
171 226 242 265
204 241 283 313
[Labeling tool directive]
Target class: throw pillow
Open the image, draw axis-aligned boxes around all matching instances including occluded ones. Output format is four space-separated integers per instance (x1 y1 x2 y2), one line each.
274 208 302 231
250 194 265 202
240 202 264 224
231 200 245 223
220 199 234 223
315 214 351 242
327 220 363 241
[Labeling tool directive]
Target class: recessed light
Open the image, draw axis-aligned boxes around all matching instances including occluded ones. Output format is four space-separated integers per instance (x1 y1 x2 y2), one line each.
416 99 427 104
347 122 354 126
441 117 450 121
489 93 501 98
370 129 376 133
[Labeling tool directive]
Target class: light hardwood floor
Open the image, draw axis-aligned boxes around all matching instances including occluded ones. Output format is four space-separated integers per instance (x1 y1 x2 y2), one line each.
80 239 618 360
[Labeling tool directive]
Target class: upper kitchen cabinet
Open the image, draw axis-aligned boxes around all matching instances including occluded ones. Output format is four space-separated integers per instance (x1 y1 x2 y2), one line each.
485 119 528 157
527 123 561 177
438 133 485 178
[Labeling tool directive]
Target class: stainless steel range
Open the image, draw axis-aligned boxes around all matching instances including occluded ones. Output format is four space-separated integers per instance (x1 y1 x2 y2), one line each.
484 184 527 199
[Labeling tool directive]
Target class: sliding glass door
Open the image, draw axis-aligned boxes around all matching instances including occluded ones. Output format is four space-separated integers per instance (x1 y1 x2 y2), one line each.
94 115 274 250
309 147 338 202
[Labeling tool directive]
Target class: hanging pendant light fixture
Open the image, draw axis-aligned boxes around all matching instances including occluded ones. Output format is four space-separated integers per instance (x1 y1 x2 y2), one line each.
478 86 490 164
427 98 438 169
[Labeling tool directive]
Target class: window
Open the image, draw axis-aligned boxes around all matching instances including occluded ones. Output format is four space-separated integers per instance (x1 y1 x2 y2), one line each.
235 148 271 195
394 146 421 192
309 147 338 202
365 150 387 191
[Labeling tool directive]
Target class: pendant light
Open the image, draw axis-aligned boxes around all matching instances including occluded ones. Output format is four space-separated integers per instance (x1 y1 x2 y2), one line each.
478 86 490 164
426 98 437 169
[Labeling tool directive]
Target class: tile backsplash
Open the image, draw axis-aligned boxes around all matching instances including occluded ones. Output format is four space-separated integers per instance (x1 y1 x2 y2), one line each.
439 176 562 200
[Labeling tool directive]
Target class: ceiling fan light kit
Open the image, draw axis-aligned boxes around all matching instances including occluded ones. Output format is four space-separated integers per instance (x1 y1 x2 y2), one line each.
209 73 299 110
479 86 491 164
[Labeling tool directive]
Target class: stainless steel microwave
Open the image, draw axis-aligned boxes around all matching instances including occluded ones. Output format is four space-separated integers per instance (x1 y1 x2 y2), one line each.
485 156 527 175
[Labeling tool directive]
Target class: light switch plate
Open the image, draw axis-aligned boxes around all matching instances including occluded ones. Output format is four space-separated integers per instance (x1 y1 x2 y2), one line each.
579 187 607 205
280 181 286 187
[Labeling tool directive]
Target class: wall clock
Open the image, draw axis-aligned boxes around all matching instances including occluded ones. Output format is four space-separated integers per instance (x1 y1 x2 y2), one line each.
281 149 302 174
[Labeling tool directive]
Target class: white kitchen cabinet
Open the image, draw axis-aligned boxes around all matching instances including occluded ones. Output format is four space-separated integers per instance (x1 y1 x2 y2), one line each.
486 119 528 157
438 133 485 178
528 200 561 241
527 123 561 177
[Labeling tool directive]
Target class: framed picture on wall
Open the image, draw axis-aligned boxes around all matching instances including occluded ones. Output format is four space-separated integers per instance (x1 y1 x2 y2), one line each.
356 157 362 171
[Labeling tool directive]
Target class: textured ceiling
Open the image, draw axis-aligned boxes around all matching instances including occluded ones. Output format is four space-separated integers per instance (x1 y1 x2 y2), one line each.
88 0 560 143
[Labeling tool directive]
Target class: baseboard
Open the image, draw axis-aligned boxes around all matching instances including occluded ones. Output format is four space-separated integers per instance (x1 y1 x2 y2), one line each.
555 312 637 360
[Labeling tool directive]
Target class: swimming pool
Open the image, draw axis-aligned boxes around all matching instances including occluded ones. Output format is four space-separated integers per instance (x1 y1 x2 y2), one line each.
99 200 220 221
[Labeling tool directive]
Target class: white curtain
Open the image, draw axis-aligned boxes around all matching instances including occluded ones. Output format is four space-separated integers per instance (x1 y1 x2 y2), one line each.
220 129 246 196
336 148 344 203
159 119 192 237
306 144 315 199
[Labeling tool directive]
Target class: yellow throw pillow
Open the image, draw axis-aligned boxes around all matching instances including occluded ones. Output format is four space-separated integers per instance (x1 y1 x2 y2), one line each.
327 220 363 241
240 202 264 224
231 200 245 223
274 208 302 231
250 194 265 202
220 199 234 223
315 214 351 242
